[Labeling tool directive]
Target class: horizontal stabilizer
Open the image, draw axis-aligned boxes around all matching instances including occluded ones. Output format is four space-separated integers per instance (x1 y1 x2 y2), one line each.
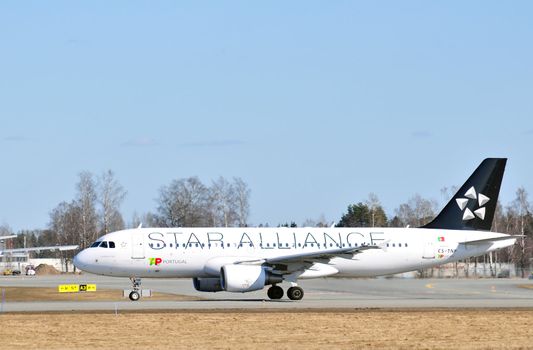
459 235 522 246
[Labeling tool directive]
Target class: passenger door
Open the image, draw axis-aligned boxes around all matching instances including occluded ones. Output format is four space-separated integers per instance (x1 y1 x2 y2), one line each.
422 241 435 259
131 232 145 259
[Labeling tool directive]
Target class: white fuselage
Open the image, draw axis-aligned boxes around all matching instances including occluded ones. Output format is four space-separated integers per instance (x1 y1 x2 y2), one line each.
73 227 516 278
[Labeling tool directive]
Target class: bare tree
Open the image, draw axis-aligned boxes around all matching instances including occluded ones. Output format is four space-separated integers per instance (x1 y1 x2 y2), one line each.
233 177 250 227
365 193 387 227
440 186 459 206
50 200 83 269
302 214 329 228
50 201 80 247
76 171 98 249
510 187 532 277
209 177 238 227
130 211 157 228
395 194 437 227
155 177 209 227
0 223 12 237
97 170 127 234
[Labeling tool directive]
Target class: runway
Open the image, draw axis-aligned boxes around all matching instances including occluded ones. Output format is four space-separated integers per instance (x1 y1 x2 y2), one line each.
1 274 532 312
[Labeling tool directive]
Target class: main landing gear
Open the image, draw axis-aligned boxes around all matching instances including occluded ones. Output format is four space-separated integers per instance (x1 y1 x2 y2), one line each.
287 286 304 301
267 285 284 299
129 277 141 301
267 284 304 301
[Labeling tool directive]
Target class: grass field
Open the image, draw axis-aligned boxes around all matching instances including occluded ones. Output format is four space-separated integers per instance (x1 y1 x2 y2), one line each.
0 287 203 301
1 310 532 349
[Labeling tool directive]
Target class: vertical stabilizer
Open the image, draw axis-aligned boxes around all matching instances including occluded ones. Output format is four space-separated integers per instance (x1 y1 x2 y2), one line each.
422 158 507 231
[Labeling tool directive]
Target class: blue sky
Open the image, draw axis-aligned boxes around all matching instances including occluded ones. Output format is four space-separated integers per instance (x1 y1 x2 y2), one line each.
1 2 532 231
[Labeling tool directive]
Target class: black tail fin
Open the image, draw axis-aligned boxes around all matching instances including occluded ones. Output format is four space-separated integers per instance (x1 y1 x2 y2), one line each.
422 158 507 231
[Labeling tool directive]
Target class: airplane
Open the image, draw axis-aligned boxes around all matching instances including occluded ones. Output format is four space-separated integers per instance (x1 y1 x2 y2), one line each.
1 235 78 257
1 235 78 274
0 244 79 256
73 158 521 301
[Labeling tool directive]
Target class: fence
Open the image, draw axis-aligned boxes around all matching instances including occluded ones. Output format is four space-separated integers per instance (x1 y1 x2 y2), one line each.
417 262 532 279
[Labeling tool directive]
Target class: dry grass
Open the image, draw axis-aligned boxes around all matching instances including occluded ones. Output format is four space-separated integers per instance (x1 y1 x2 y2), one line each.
0 287 203 301
518 284 533 290
0 310 532 349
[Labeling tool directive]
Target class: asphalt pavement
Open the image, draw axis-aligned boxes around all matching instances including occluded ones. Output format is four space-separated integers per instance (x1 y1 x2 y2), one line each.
1 274 532 312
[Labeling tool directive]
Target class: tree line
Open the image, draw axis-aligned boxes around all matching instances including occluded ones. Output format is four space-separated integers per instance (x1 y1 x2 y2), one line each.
1 172 251 260
2 172 531 272
334 189 533 275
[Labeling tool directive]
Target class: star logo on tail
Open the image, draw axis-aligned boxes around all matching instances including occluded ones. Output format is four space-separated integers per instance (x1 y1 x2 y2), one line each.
455 186 490 221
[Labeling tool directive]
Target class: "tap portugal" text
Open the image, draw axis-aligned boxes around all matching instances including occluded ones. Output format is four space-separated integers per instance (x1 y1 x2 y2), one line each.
149 257 186 266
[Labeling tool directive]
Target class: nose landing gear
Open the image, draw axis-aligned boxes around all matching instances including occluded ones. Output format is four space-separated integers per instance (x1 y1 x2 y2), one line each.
129 277 142 301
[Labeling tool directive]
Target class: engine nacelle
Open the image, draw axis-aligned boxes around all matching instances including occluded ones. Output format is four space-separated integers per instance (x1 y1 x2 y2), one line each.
192 277 223 292
220 265 283 292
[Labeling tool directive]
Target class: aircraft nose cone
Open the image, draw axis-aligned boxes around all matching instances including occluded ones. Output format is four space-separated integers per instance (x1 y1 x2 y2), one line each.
73 250 88 270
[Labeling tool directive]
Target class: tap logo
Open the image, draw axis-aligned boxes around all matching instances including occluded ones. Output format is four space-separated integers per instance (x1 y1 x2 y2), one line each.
149 257 162 266
455 186 490 221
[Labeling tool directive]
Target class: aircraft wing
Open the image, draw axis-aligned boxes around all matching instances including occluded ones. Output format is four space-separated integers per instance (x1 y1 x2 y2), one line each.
0 245 79 255
459 235 522 246
236 245 382 266
0 235 17 241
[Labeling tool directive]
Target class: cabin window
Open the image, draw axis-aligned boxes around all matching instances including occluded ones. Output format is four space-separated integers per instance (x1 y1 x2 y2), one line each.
405 243 408 247
392 243 396 247
399 243 402 247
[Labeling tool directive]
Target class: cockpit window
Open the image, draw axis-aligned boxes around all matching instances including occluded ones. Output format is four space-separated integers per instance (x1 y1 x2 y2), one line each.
90 241 101 248
99 241 108 248
109 241 115 248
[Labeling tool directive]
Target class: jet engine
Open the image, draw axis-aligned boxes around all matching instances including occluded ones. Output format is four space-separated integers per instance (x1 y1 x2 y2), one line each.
220 264 283 292
192 277 223 292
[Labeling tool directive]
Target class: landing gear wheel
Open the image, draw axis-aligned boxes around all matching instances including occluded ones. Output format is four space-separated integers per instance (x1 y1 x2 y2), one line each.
129 290 140 301
267 285 284 300
287 286 304 300
129 277 142 301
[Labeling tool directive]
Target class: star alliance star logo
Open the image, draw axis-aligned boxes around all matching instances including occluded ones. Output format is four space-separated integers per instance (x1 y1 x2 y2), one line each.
456 186 490 221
